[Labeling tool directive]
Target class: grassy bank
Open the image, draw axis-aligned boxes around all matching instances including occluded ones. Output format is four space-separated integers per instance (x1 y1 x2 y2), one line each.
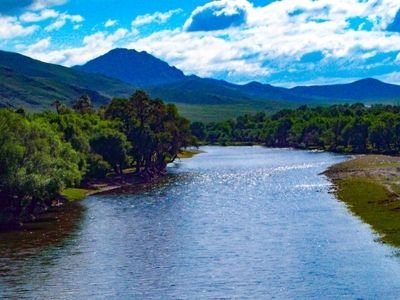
177 149 203 159
61 149 203 202
325 155 400 247
61 188 90 202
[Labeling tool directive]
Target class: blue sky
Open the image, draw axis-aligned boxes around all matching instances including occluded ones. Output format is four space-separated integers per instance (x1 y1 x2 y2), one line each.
1 0 400 86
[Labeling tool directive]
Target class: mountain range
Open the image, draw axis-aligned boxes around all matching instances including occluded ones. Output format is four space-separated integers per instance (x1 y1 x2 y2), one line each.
76 48 400 105
1 48 400 120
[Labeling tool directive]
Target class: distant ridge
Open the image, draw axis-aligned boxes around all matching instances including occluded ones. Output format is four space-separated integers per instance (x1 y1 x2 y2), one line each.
1 48 400 117
74 48 185 86
291 78 400 102
77 48 400 105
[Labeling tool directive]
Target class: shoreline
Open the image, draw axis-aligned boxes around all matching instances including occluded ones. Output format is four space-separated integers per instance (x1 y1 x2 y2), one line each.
61 148 204 202
0 149 203 232
324 155 400 247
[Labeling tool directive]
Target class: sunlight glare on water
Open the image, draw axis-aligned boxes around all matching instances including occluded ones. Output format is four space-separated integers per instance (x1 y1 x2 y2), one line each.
1 146 400 299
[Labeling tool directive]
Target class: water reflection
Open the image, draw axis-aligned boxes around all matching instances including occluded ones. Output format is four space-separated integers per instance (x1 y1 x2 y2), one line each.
0 203 84 297
2 147 400 299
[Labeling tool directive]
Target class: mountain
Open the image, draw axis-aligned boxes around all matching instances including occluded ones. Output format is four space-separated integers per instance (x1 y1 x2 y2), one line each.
74 48 185 86
291 78 400 103
0 50 135 110
146 76 309 105
2 48 400 122
77 48 400 107
75 49 311 104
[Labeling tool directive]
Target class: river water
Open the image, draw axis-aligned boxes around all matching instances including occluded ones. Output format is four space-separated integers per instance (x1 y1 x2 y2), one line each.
1 146 400 299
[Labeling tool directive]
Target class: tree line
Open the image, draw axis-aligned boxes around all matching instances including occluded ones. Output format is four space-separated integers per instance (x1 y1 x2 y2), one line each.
0 91 194 227
3 100 400 227
192 104 400 154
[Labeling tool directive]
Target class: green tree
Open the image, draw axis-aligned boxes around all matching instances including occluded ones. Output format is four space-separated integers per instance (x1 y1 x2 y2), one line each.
91 128 131 175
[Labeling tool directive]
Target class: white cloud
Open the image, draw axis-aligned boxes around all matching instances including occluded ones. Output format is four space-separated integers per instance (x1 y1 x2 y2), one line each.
132 9 182 27
376 72 400 85
20 9 59 23
45 12 84 32
24 28 129 66
14 0 400 85
30 0 67 11
184 0 250 31
24 37 51 53
105 19 117 28
0 16 38 39
125 0 400 83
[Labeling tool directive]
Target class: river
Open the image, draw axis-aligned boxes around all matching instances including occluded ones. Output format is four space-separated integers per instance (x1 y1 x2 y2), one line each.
1 146 400 299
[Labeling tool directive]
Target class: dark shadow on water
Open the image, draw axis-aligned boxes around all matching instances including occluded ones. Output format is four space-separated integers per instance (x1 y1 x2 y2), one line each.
0 202 85 297
0 201 85 263
99 172 191 197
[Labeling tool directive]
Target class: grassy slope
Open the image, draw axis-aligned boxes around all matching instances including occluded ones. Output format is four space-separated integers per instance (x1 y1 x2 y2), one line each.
325 155 400 247
0 51 136 110
174 102 294 122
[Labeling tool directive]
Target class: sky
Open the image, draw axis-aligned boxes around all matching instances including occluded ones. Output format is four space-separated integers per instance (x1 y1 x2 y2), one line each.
1 0 400 86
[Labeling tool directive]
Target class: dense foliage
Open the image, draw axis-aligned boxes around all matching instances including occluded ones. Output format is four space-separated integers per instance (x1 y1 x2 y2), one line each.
0 91 193 227
194 104 400 154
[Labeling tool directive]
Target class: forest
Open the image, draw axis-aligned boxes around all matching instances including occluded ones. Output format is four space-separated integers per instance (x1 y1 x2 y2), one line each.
3 100 400 228
0 91 193 227
192 104 400 154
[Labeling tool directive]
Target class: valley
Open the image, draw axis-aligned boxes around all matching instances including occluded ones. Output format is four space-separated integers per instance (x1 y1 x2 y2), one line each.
2 48 400 122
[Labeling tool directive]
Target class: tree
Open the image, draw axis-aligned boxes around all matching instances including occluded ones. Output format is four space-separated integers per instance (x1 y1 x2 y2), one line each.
51 100 68 114
72 95 94 114
191 121 206 141
91 128 131 175
105 91 194 178
0 110 81 222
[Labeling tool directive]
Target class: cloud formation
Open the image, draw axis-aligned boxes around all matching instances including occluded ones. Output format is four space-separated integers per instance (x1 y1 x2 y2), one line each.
105 19 117 28
132 9 182 27
0 16 38 39
128 0 400 84
30 0 67 11
11 0 400 86
23 28 128 66
184 0 249 32
0 0 67 12
387 10 400 32
45 12 84 32
20 9 59 23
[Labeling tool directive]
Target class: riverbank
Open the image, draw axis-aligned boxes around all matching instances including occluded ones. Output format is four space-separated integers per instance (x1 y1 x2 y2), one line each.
324 155 400 247
0 149 202 232
61 149 203 202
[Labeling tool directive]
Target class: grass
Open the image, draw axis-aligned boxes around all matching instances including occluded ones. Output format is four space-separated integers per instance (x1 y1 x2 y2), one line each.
177 149 203 159
326 155 400 247
60 188 90 202
174 102 293 123
335 177 400 246
60 150 201 202
331 155 400 170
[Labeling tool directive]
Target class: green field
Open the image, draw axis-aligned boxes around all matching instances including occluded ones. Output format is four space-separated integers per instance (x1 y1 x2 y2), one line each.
326 155 400 247
175 101 293 122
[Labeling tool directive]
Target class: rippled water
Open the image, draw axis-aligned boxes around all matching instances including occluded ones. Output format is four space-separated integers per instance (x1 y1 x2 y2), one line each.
1 146 400 299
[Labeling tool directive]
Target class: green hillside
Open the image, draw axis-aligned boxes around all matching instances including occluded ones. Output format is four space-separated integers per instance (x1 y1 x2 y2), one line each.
174 102 293 123
0 50 136 110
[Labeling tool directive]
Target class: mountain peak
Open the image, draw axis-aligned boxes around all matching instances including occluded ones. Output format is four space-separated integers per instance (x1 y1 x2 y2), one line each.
351 78 385 86
74 48 185 87
291 77 400 101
